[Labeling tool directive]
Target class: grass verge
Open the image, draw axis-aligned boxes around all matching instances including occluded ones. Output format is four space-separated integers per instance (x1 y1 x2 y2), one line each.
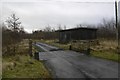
2 39 51 78
2 55 51 78
91 50 120 62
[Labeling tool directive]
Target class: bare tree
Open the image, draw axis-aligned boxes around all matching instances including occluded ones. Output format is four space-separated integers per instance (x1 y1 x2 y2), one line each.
52 27 56 32
64 25 66 30
44 25 52 32
6 13 21 32
76 24 82 28
57 24 62 30
1 22 7 31
97 18 116 39
19 26 25 33
5 13 22 54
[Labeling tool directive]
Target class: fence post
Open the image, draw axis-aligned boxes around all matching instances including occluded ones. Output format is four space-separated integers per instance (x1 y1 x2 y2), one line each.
34 52 39 60
29 39 33 57
86 40 90 55
69 44 72 50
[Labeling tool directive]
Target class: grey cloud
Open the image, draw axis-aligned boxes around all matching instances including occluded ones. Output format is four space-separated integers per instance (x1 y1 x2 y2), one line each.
2 1 115 33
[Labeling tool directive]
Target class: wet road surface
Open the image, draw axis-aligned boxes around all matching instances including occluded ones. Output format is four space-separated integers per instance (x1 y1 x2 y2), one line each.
34 42 119 78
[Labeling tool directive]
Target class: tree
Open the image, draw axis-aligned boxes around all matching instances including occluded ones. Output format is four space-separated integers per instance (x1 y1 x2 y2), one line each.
4 13 22 54
44 25 52 32
6 13 21 32
19 26 25 34
97 18 116 39
76 24 82 28
64 25 66 30
5 13 22 41
52 27 55 32
57 24 62 30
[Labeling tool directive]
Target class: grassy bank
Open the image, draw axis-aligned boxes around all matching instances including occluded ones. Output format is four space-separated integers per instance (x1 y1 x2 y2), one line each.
90 39 119 62
33 39 120 62
2 55 51 78
2 39 51 78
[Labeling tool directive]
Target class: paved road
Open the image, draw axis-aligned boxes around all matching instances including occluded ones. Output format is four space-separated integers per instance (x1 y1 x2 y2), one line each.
34 42 119 78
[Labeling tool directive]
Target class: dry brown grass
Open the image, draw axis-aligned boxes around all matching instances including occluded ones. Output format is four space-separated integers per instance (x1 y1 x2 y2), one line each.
92 40 117 51
2 39 51 78
36 39 119 62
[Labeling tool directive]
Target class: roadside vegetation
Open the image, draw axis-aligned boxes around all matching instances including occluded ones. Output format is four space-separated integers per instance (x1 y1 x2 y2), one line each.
33 39 120 63
2 39 51 78
2 14 51 78
90 39 119 62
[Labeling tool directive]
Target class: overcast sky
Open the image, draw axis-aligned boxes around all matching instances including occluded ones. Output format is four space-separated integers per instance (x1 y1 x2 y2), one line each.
1 0 120 33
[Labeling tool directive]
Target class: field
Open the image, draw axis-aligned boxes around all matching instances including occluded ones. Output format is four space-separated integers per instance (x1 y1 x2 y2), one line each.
33 39 120 62
2 39 51 78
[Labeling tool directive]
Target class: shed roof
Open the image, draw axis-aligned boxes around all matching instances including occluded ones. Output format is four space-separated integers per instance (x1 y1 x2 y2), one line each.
56 27 97 32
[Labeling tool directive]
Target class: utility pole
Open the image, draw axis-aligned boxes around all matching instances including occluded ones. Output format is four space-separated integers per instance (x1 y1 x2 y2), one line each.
115 1 119 54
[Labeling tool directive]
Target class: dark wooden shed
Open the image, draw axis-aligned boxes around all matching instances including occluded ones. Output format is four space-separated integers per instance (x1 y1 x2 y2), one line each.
58 27 97 43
